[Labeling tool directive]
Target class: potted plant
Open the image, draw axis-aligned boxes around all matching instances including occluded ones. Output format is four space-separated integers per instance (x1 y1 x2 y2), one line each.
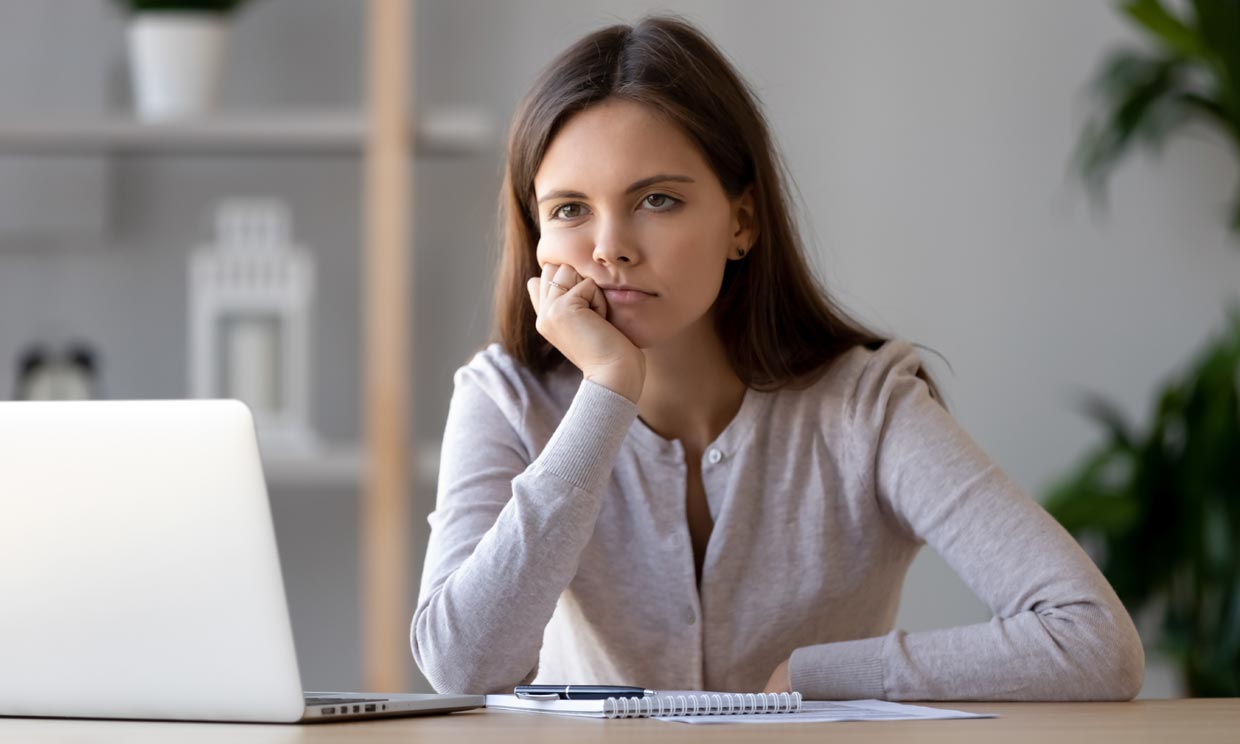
111 0 253 121
1048 0 1240 696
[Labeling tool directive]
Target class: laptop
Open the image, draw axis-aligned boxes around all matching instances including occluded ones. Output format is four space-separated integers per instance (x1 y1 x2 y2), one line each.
0 399 483 723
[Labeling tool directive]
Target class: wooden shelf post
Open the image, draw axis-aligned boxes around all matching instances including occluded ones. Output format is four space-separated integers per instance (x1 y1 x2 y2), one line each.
362 0 413 692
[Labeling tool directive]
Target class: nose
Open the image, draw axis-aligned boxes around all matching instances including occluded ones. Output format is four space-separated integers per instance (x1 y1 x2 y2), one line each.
592 217 640 266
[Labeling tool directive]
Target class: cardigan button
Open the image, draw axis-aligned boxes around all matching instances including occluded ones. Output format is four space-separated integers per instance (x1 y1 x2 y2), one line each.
706 448 723 465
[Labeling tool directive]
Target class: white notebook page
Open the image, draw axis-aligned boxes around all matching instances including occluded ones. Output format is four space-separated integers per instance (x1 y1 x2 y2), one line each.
657 698 997 724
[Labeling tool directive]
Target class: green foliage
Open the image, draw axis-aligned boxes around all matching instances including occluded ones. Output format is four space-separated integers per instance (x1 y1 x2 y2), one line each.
111 0 250 13
1044 307 1240 696
1075 0 1240 231
1061 0 1240 696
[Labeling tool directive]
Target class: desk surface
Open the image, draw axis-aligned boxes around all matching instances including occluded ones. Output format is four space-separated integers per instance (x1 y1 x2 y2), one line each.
1 699 1237 743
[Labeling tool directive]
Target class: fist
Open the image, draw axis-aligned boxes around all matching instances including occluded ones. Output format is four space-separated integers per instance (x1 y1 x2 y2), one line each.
763 657 791 694
525 262 645 402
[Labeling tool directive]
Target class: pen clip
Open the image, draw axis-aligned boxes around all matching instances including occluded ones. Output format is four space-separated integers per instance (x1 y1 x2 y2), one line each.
515 692 562 701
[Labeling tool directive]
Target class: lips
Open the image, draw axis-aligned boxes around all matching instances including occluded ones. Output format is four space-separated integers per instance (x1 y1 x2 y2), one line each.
598 284 656 296
601 287 656 305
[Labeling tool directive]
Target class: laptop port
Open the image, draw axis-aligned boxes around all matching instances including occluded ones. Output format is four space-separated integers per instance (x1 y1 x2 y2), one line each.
322 707 336 714
364 704 376 712
352 705 360 713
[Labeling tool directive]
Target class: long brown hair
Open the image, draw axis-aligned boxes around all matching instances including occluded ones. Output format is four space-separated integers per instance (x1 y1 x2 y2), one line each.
493 14 944 403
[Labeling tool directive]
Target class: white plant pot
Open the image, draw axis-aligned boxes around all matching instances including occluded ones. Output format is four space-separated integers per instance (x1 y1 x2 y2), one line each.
127 13 228 121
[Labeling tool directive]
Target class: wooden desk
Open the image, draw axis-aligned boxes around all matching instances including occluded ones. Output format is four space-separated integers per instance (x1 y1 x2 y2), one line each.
0 699 1236 743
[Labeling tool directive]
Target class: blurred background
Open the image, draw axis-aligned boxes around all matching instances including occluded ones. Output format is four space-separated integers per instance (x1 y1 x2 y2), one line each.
2 0 1237 698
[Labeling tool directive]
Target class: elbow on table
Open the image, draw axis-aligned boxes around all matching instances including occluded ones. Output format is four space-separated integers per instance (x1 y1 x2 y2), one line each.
1095 628 1145 701
414 654 526 696
1036 599 1146 701
1065 607 1145 701
409 609 530 694
410 610 468 693
418 665 478 696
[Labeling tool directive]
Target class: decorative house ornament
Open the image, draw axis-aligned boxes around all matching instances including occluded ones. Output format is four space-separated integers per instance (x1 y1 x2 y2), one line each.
189 199 318 455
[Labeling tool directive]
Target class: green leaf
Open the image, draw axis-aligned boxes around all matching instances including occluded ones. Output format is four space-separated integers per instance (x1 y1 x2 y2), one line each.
1076 1 1240 235
1076 52 1187 197
1190 0 1240 117
1076 391 1138 449
1177 91 1232 129
1123 0 1211 61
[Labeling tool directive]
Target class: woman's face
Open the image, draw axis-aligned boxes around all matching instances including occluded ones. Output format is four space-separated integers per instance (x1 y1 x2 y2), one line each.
532 98 754 349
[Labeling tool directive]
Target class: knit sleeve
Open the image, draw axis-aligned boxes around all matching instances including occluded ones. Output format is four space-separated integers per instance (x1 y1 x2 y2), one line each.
788 340 1144 701
410 354 637 694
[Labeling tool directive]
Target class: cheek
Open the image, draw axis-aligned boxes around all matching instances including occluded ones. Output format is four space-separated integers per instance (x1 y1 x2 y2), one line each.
655 230 730 304
648 222 728 278
641 205 731 262
535 230 592 267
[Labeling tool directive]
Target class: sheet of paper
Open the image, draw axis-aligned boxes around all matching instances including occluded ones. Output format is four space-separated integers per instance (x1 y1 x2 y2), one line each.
656 698 997 724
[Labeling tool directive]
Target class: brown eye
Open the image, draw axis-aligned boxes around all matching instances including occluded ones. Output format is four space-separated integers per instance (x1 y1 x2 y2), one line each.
552 203 584 220
643 193 678 210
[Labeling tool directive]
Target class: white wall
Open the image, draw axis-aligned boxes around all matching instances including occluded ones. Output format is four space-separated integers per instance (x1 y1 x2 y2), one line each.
4 0 1233 697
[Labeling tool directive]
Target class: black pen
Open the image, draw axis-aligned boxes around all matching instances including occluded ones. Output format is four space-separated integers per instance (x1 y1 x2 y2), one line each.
514 685 656 701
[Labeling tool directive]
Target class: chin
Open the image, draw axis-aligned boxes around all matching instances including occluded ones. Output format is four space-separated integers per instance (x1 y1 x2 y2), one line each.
608 318 657 349
620 329 658 349
609 304 709 351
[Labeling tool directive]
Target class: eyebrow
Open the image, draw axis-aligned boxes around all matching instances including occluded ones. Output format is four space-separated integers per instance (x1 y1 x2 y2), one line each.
536 174 696 204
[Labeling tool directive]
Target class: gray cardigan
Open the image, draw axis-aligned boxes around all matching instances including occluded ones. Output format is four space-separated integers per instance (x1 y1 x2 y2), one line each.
411 339 1144 700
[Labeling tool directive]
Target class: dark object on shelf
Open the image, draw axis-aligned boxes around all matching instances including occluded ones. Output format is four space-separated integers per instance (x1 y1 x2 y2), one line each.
14 342 101 401
110 0 252 14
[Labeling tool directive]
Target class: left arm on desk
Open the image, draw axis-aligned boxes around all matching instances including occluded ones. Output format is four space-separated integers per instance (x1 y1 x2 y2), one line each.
786 341 1144 702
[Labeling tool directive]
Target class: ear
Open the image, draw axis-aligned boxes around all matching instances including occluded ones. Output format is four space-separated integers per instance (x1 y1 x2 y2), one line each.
729 185 758 260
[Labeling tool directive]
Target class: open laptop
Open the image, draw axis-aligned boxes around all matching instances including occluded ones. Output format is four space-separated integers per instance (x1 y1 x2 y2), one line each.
0 399 483 723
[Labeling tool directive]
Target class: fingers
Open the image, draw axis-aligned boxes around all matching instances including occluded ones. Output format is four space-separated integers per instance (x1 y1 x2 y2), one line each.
539 262 576 306
541 263 577 302
532 263 607 318
551 263 577 287
531 263 561 316
584 278 607 318
526 277 540 314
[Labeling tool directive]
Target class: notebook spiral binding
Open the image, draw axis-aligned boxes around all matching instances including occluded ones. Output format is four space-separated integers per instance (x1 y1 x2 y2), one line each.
601 691 802 719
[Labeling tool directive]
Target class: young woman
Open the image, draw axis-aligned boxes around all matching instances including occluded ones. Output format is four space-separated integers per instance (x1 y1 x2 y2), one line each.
411 15 1144 701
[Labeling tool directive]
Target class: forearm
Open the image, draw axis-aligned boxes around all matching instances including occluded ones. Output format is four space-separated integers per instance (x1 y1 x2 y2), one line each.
789 597 1144 701
411 380 637 693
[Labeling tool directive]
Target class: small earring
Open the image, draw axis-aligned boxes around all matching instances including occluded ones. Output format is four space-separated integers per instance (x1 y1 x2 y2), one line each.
736 247 746 258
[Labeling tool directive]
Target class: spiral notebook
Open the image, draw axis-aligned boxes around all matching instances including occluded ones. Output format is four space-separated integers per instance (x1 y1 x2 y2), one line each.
485 690 802 719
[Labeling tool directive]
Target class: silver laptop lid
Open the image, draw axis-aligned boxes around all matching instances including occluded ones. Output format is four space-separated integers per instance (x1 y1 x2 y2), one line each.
0 400 306 722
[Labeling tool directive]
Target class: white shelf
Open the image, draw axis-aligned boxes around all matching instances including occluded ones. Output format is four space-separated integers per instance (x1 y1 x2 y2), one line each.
263 441 441 491
0 108 491 156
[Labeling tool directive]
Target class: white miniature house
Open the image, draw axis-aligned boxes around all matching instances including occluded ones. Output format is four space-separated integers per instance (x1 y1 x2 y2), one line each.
189 199 318 455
